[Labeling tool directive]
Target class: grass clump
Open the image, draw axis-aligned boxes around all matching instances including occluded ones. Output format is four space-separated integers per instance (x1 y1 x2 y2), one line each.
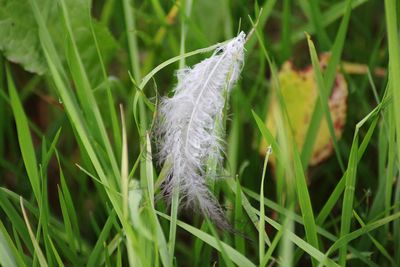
0 0 399 266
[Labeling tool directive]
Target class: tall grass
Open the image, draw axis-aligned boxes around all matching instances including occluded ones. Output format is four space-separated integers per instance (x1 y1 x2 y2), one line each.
0 0 399 266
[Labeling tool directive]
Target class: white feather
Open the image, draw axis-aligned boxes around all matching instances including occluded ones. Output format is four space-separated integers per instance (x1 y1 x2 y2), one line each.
156 32 245 227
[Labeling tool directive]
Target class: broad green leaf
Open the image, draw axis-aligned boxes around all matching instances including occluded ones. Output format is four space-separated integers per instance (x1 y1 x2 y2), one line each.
0 0 46 74
0 0 117 81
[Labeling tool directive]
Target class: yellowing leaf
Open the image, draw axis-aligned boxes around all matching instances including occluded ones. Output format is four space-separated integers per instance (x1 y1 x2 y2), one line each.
261 53 348 166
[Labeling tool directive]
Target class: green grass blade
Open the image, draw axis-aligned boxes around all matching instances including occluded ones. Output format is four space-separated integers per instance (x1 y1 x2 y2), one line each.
56 152 80 252
253 108 321 264
385 108 396 221
142 135 170 266
327 211 400 257
394 177 400 265
20 197 48 267
243 188 380 266
307 0 331 48
246 0 277 51
157 211 256 267
153 215 171 267
306 34 345 171
290 0 367 44
122 0 141 81
316 176 345 226
42 128 62 169
292 143 320 267
279 210 295 267
301 0 353 168
0 220 26 267
57 186 76 253
87 211 117 267
31 0 124 221
317 94 380 226
145 133 155 207
259 146 271 265
116 244 122 267
353 211 395 265
46 235 65 267
30 3 141 264
280 0 291 61
6 65 41 202
37 163 52 266
120 106 129 220
225 178 271 246
234 178 245 254
59 0 121 183
168 178 179 266
0 220 18 267
88 5 122 159
338 133 359 266
385 0 400 196
205 219 235 267
261 219 284 266
255 209 339 266
252 110 283 162
0 191 33 254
